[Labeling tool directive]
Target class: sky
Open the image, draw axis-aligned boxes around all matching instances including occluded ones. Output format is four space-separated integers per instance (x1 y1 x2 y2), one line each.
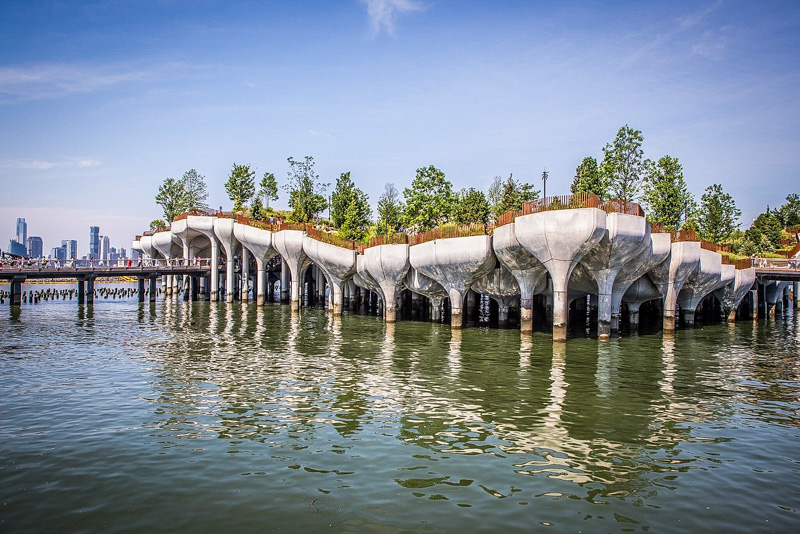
1 0 798 256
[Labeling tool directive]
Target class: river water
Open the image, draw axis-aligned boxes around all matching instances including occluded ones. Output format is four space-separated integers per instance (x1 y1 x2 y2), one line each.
1 287 799 532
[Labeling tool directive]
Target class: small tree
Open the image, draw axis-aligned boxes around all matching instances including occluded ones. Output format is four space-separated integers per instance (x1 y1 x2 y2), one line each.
570 157 606 199
259 172 279 209
181 169 209 212
453 188 490 225
225 163 256 212
338 191 372 241
250 196 265 220
155 177 186 223
285 156 328 223
641 155 695 232
487 176 504 221
376 183 404 235
330 172 356 228
600 125 647 202
150 219 168 231
402 165 456 232
777 193 800 228
496 174 539 215
696 184 741 243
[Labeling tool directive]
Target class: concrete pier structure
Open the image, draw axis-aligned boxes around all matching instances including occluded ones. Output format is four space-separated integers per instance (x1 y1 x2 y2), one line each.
492 222 548 333
513 208 606 341
303 237 357 316
677 249 731 327
234 223 275 306
273 229 309 312
471 265 520 326
405 267 447 322
648 241 701 332
363 244 410 322
714 267 756 322
409 235 495 329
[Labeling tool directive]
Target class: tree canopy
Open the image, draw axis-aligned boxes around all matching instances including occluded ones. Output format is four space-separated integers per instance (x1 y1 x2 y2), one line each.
776 193 800 228
570 157 606 199
285 156 328 223
259 172 279 209
330 172 371 240
155 177 186 223
181 169 209 212
225 163 256 212
696 183 740 243
376 183 404 235
641 155 694 232
402 165 455 232
600 125 647 202
453 188 490 225
496 174 539 215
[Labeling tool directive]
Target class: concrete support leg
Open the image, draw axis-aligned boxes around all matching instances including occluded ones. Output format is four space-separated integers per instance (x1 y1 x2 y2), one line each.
331 283 343 316
138 278 145 302
597 293 612 340
256 263 266 306
553 290 568 342
520 286 534 333
10 279 22 306
727 309 737 323
281 264 290 303
683 309 696 327
149 277 157 303
78 279 85 305
449 289 464 329
628 302 641 333
211 242 219 302
87 278 95 305
226 258 234 303
498 305 509 327
290 279 300 312
241 248 250 303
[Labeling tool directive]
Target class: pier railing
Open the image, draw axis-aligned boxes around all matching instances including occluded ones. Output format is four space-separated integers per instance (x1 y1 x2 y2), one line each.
407 223 493 246
305 227 358 250
495 194 644 227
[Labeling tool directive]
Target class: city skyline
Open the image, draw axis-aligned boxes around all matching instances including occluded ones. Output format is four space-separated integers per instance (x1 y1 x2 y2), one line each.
3 217 128 260
1 1 798 248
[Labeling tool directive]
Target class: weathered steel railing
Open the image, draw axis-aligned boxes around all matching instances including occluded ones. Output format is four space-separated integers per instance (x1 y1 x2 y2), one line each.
408 223 493 246
306 227 358 250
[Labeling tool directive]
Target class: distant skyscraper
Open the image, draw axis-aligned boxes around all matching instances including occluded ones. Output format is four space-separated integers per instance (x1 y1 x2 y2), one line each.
62 240 78 260
8 239 26 256
89 226 100 259
16 217 27 244
51 245 67 260
100 235 110 260
26 236 43 258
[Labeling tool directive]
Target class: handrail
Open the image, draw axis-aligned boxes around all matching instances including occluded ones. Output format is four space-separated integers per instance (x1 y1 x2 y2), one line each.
408 223 492 246
306 227 357 250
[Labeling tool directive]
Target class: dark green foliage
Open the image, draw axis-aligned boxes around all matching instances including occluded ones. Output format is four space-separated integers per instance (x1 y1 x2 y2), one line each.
155 177 186 223
331 172 371 240
150 219 167 231
641 156 695 232
225 163 256 212
402 165 456 232
259 172 279 208
250 196 265 220
285 156 328 223
571 157 607 199
777 193 800 227
600 125 646 202
453 188 489 225
697 184 741 243
376 183 404 235
496 174 539 215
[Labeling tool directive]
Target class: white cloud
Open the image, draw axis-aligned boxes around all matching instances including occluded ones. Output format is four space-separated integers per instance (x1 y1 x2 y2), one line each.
359 0 424 36
0 158 101 170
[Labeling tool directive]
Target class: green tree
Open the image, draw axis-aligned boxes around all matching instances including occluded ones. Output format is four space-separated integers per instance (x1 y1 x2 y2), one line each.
155 177 186 223
259 172 279 209
496 174 539 215
487 176 504 221
696 184 741 243
330 172 371 240
150 219 167 231
453 188 490 225
777 193 800 228
285 156 328 223
641 155 695 232
402 165 456 232
181 169 209 212
600 125 647 202
570 157 607 198
225 163 256 212
331 172 355 228
376 183 404 235
745 211 783 250
250 196 265 220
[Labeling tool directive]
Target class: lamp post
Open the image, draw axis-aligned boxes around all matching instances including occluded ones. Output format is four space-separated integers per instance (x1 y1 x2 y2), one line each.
541 168 549 202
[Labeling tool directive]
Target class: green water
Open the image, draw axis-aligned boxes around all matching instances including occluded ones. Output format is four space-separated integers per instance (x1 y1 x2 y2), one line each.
1 295 798 532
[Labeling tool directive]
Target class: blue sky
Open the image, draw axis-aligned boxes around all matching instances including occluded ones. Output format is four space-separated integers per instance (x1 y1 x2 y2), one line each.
1 0 798 255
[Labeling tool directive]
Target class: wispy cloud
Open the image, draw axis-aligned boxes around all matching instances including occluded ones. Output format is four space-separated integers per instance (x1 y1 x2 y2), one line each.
359 0 424 36
677 0 724 30
0 62 180 104
692 29 728 60
0 158 101 170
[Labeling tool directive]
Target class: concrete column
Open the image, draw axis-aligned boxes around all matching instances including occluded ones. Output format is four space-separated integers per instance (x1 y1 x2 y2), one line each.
683 308 695 327
750 289 758 321
281 263 290 303
211 241 219 301
138 277 145 302
149 277 157 303
628 301 641 332
256 261 266 306
520 285 534 333
431 297 443 322
191 276 199 301
498 304 510 326
552 289 568 342
727 309 737 323
87 277 95 305
241 248 250 302
449 289 464 329
77 279 85 305
226 254 235 303
10 278 23 306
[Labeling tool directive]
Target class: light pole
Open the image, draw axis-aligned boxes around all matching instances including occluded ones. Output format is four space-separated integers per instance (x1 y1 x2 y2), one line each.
541 168 549 201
